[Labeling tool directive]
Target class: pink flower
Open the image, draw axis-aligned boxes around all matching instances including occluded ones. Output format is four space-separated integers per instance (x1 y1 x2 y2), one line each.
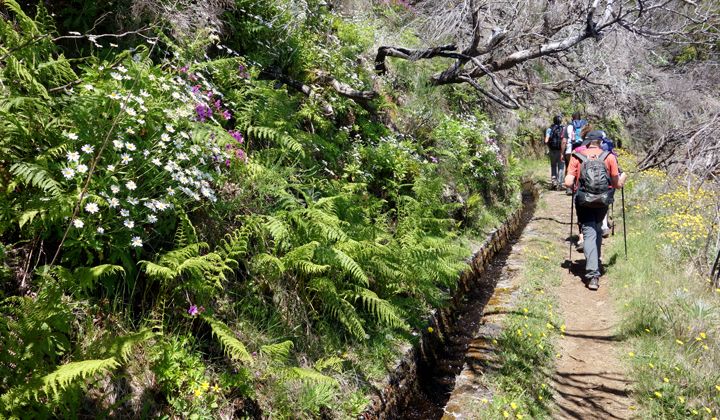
188 304 199 316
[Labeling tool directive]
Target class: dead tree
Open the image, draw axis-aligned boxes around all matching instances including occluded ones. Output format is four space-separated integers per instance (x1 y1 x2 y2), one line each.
374 0 720 109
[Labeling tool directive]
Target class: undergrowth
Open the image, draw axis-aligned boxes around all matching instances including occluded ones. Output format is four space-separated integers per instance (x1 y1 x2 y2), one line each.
606 152 720 419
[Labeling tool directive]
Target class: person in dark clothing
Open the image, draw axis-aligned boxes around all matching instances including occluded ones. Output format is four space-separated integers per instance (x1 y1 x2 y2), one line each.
544 115 565 190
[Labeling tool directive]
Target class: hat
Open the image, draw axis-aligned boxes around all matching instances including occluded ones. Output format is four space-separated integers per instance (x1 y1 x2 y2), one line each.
585 130 605 141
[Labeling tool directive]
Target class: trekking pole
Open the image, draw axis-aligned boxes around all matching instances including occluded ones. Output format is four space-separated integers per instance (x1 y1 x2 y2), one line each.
621 187 628 258
569 191 574 269
611 202 615 236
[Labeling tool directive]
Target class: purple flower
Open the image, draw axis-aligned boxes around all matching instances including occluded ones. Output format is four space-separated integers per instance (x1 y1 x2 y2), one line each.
188 304 199 316
235 149 247 162
429 156 438 163
179 65 189 73
195 104 213 122
225 159 231 167
222 110 232 120
228 130 244 144
213 99 222 110
192 84 201 93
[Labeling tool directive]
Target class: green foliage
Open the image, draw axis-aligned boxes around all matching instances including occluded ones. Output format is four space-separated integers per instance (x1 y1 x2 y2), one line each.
0 1 523 418
202 315 253 363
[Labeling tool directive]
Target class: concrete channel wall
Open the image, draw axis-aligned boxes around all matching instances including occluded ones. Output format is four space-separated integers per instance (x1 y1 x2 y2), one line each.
361 178 539 419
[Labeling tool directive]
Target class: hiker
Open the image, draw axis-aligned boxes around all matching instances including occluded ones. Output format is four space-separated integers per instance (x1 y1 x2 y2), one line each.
544 115 566 190
564 130 628 290
563 113 586 194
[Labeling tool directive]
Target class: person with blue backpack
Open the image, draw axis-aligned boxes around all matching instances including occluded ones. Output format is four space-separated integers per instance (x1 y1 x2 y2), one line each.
564 112 587 194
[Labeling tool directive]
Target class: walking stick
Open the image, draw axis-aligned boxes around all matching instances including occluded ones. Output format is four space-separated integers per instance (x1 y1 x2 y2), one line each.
611 202 615 236
569 191 575 269
621 188 627 258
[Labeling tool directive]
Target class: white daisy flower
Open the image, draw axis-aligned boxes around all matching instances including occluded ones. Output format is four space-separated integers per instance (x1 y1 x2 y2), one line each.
126 127 136 135
73 219 84 228
107 164 116 172
137 119 145 125
165 124 175 133
76 164 88 174
155 201 169 211
123 219 135 229
117 65 128 74
152 158 162 166
61 167 75 179
180 131 190 139
110 185 120 194
147 215 158 223
108 92 121 100
143 150 150 157
85 202 99 214
67 151 80 162
81 144 94 154
125 142 136 151
125 180 137 190
65 132 79 140
96 226 104 234
110 72 122 80
126 108 137 117
140 89 150 98
120 209 130 217
166 187 175 196
160 133 171 142
121 153 132 164
108 198 120 208
128 197 139 205
130 236 143 247
113 140 124 149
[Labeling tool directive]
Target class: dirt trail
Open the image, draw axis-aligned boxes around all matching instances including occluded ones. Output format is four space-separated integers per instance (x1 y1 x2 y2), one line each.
440 185 634 419
548 187 635 419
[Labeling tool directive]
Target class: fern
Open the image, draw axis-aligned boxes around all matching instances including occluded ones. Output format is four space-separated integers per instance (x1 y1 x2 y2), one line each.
202 315 253 363
347 287 408 330
288 367 338 387
42 358 120 398
9 162 63 197
260 340 294 363
331 248 368 286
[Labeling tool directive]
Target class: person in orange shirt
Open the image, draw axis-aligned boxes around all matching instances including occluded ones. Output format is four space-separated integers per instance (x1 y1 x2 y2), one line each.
564 131 627 290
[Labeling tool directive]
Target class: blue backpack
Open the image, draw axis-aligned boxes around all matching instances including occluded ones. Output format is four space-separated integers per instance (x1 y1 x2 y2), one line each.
572 119 587 145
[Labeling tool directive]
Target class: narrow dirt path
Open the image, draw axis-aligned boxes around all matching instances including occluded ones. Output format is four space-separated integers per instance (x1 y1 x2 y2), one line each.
439 185 634 419
548 188 635 419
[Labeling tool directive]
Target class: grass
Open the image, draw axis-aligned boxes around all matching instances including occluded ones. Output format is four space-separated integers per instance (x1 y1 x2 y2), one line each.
604 154 720 419
461 211 566 419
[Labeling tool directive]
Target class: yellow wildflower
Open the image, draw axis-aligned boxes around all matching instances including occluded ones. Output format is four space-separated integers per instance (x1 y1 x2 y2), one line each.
503 411 510 418
510 402 518 410
678 396 685 403
675 339 684 345
201 381 210 391
654 391 662 398
628 352 635 357
212 384 220 392
700 332 707 339
663 377 669 383
194 388 203 397
427 327 434 333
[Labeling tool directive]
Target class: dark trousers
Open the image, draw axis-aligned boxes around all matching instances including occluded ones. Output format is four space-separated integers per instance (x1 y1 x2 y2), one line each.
576 204 609 278
548 149 562 181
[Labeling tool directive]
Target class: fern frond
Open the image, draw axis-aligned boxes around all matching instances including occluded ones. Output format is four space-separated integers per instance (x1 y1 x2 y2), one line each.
331 248 368 286
308 277 365 339
288 367 339 387
314 356 344 373
42 358 120 398
260 340 294 363
347 288 408 330
253 252 285 275
202 315 253 363
264 215 291 246
10 162 63 197
139 261 175 283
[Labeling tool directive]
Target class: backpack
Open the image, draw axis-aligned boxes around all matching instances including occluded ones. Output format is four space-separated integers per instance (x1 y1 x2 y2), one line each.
571 119 587 145
548 124 563 150
573 150 614 208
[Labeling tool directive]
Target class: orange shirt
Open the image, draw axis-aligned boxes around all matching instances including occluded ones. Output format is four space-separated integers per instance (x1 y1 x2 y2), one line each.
567 146 620 187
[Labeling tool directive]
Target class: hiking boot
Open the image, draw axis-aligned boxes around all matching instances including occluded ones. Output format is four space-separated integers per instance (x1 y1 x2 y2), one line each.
565 187 573 196
602 228 610 238
575 241 584 253
588 277 600 290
